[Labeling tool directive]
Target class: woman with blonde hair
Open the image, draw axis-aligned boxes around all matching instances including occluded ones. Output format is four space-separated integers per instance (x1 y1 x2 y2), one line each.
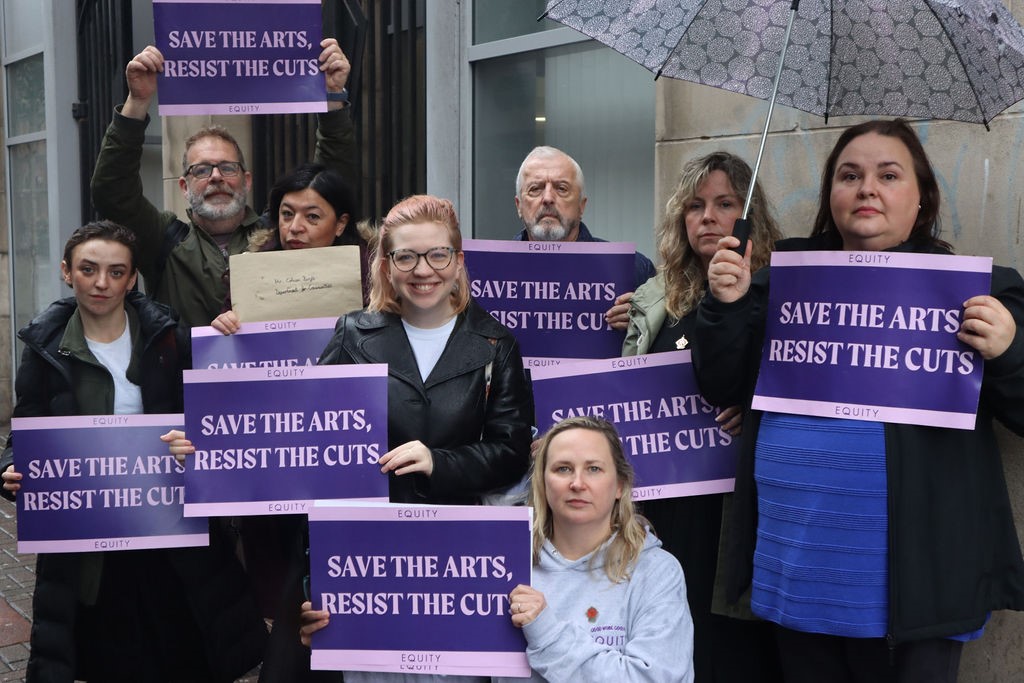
494 415 693 682
625 151 778 354
623 151 784 682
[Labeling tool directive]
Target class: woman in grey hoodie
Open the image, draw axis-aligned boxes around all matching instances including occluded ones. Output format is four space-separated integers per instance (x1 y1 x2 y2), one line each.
499 416 695 683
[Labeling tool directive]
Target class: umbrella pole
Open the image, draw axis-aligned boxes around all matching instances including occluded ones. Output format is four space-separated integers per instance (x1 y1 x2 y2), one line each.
735 0 799 253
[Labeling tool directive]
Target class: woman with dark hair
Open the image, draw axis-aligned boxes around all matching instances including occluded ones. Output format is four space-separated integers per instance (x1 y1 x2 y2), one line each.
255 161 360 251
1 221 265 681
808 119 945 249
623 151 783 682
211 161 367 334
694 119 1024 682
184 162 367 620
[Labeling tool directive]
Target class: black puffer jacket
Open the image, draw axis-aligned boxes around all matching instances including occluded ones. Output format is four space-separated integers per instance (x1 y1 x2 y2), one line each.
692 235 1024 644
0 291 266 682
318 299 533 503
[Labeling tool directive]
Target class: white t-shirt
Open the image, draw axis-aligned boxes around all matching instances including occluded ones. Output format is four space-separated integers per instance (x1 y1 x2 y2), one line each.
85 316 144 415
402 316 457 381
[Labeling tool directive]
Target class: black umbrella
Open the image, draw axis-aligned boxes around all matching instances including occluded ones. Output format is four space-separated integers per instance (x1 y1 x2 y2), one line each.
542 0 1024 248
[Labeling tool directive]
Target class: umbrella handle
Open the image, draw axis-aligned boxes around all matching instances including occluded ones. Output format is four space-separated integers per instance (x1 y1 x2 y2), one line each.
731 218 751 257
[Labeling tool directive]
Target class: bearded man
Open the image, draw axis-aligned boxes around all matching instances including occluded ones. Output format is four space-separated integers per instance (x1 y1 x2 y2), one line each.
513 146 655 329
91 40 355 328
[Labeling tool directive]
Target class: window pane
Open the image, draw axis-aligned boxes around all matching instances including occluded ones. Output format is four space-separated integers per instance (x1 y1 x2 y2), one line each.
473 42 656 259
10 140 54 336
6 54 45 136
473 0 561 44
2 0 43 57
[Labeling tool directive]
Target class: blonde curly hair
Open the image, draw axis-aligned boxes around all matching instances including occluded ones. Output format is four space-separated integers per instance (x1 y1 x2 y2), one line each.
658 152 781 319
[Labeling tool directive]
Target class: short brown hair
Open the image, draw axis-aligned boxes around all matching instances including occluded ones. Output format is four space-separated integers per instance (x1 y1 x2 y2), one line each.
180 125 246 176
63 220 138 277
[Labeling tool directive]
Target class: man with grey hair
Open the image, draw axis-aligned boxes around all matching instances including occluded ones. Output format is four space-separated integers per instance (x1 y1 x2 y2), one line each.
513 145 655 328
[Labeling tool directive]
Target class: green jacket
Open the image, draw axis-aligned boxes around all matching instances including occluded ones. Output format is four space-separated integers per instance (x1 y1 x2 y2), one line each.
622 273 668 357
90 106 356 328
59 303 158 414
621 272 760 622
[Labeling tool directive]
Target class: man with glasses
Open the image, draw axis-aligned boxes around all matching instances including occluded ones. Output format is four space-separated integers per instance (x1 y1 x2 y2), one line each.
91 40 355 328
513 146 656 330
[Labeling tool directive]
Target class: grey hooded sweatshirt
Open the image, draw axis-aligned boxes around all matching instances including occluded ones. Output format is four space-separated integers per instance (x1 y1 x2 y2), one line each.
496 530 694 683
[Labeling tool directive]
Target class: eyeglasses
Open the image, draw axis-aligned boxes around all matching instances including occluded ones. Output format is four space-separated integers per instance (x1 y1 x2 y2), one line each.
185 161 244 179
388 247 458 272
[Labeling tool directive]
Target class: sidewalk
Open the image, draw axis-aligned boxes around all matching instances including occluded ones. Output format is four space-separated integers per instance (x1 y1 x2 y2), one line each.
0 498 32 680
0 498 260 682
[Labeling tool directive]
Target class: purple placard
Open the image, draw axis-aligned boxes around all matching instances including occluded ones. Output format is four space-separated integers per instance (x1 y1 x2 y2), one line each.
11 414 207 553
753 251 993 428
307 502 532 677
191 317 336 369
153 0 326 115
531 351 737 500
183 364 388 516
462 239 634 360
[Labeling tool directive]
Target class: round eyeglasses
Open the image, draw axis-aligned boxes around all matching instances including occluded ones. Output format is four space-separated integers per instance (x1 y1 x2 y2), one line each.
388 247 458 272
185 161 244 179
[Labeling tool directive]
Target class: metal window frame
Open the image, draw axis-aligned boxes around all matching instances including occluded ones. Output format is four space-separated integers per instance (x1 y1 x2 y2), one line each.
438 3 589 236
2 1 82 394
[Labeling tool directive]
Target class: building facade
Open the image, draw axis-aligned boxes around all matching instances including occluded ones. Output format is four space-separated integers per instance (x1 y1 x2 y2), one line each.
3 1 1024 678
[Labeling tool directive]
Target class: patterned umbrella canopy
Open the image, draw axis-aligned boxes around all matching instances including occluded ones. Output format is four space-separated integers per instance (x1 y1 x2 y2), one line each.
543 0 1024 126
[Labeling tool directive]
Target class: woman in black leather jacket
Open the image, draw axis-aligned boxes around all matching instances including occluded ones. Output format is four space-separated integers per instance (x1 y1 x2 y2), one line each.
261 195 532 683
317 193 532 503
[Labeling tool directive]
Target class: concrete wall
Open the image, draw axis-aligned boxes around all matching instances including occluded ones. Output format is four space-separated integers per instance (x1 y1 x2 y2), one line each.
0 96 10 435
654 17 1024 680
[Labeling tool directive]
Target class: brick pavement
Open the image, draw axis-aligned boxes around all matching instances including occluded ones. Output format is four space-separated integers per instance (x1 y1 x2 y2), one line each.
0 498 32 681
0 497 260 682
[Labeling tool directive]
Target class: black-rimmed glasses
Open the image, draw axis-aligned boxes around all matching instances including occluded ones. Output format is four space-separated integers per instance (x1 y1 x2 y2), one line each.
185 161 244 179
388 247 457 272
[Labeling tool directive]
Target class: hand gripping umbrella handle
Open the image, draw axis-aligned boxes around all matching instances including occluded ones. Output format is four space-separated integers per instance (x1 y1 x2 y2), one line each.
731 218 751 257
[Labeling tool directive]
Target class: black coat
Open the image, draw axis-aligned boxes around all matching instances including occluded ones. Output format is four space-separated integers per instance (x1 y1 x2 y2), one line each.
692 234 1024 643
258 301 533 682
318 299 533 503
0 291 266 682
